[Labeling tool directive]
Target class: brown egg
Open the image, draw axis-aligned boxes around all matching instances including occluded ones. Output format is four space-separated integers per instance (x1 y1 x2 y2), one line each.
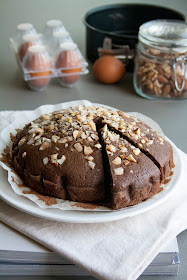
23 45 52 90
93 55 125 84
18 41 36 62
18 34 42 62
55 43 82 85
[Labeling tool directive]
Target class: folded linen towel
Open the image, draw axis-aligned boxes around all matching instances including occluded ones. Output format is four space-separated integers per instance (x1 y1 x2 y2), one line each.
0 110 187 280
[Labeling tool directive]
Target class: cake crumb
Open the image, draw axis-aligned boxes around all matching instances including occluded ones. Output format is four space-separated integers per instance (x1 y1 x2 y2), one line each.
11 176 57 206
71 202 99 210
0 146 12 166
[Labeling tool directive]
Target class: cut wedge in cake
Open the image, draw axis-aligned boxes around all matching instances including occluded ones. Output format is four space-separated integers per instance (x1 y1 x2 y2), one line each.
102 111 174 183
100 125 161 210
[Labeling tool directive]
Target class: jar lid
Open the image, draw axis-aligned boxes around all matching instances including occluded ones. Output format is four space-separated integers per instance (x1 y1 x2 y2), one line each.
139 20 187 47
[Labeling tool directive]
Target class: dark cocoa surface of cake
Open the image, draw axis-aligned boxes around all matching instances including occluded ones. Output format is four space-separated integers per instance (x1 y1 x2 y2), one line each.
11 105 174 210
100 126 161 209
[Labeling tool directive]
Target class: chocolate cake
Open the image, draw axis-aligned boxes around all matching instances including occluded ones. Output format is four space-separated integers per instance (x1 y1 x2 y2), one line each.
11 105 174 210
100 126 161 209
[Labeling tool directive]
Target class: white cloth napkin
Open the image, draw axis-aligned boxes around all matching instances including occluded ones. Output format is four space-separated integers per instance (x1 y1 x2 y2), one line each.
0 110 187 280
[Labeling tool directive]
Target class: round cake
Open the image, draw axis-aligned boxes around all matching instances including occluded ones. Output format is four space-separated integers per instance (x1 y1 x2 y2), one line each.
12 105 174 209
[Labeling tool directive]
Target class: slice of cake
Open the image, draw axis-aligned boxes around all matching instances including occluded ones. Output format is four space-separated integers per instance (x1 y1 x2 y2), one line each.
100 125 161 209
102 110 174 183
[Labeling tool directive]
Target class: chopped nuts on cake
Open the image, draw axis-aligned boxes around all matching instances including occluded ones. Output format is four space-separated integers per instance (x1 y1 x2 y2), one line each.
18 138 26 146
127 154 137 162
134 128 140 135
84 146 93 156
11 105 173 211
73 130 79 139
141 138 146 144
39 142 51 150
51 135 60 143
114 167 124 175
137 142 143 149
112 157 121 165
57 155 66 165
106 144 116 153
119 145 127 153
85 156 94 161
41 114 51 120
22 152 26 158
147 140 154 145
133 148 141 156
88 161 95 169
46 124 55 131
158 137 164 143
74 143 83 152
95 143 102 149
27 138 35 145
51 153 58 161
43 157 49 165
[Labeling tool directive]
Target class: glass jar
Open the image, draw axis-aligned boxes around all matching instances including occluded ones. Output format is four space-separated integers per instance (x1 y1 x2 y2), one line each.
134 20 187 99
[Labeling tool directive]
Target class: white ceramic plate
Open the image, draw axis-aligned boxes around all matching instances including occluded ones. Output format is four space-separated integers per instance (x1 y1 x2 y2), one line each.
0 138 182 223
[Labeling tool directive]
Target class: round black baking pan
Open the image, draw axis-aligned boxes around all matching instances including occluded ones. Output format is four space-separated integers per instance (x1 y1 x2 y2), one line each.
83 4 186 71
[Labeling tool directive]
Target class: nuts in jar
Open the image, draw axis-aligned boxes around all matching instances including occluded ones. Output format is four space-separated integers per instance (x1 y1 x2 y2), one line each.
134 20 187 99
